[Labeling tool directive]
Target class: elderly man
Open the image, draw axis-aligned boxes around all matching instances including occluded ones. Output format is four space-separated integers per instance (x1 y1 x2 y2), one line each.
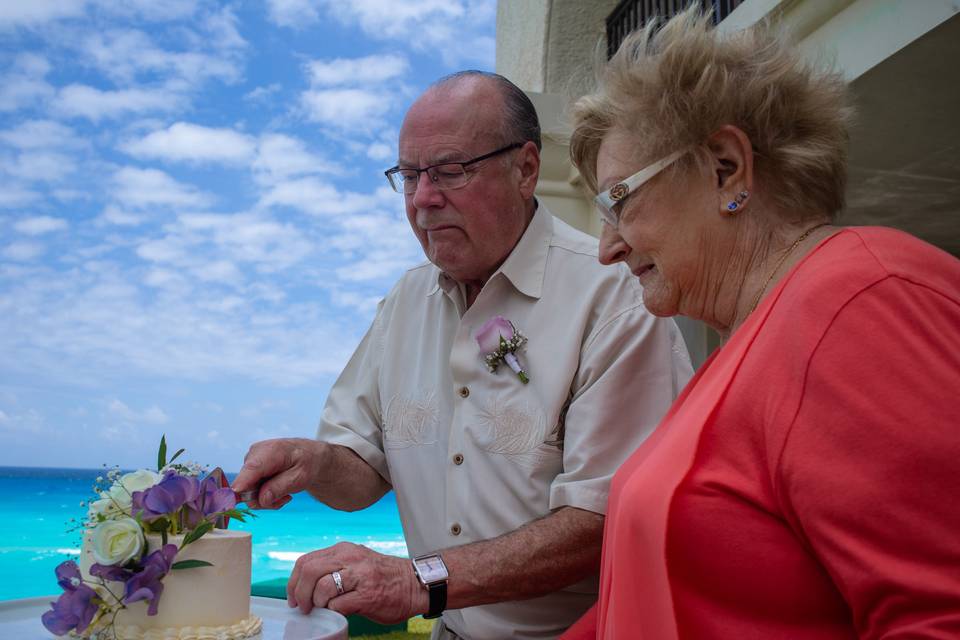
233 71 692 639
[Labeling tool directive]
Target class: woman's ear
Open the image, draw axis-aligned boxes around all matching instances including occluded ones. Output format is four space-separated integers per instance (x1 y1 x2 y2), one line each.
706 125 754 213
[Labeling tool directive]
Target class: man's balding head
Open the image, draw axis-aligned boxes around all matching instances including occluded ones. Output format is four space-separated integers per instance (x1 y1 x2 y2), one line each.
396 72 541 291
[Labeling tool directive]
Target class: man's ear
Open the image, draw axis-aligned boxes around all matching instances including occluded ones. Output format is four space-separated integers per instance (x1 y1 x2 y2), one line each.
516 140 541 199
706 125 754 213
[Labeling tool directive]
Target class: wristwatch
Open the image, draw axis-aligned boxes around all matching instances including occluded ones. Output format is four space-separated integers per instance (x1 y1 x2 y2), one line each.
412 553 448 619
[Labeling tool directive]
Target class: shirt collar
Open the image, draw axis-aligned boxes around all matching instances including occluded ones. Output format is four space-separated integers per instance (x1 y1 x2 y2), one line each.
427 200 553 300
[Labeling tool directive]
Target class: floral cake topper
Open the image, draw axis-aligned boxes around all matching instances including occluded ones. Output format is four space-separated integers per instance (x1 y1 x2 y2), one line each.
476 315 530 384
41 436 254 639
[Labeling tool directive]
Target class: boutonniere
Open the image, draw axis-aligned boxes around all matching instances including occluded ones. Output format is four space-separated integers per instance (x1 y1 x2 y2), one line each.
476 315 530 384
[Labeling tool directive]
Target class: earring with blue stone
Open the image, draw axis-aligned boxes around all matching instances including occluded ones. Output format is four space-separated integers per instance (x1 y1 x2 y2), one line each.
726 190 749 213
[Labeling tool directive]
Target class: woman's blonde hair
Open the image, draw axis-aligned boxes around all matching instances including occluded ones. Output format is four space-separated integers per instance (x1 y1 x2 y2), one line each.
570 6 854 221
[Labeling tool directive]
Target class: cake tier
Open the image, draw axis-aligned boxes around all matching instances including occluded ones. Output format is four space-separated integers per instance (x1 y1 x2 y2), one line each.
80 529 259 635
113 614 263 640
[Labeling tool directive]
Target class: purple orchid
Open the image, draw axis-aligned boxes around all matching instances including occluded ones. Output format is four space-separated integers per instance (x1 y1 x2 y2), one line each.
132 471 200 521
41 561 100 636
123 544 178 616
89 562 134 583
184 475 237 528
54 560 82 591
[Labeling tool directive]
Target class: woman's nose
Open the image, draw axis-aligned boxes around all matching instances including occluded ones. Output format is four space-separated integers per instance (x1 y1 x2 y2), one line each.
598 222 630 265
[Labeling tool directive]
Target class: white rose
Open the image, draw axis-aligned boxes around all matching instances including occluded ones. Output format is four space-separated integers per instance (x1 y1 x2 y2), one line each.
119 469 162 496
87 495 120 521
113 469 165 512
91 518 145 566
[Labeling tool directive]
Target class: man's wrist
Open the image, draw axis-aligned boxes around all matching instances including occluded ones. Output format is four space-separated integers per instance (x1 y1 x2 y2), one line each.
411 553 449 619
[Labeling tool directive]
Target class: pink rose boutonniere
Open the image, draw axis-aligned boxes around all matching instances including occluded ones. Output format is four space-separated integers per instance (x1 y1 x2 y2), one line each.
476 315 529 384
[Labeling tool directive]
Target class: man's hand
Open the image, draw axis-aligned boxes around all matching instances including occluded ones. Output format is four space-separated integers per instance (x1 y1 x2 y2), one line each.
232 438 324 509
287 542 428 624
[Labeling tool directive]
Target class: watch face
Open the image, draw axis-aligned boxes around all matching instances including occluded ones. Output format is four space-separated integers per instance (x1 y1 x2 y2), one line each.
416 555 448 583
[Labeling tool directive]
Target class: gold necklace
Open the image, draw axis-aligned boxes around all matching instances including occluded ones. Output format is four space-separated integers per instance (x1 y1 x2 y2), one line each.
749 222 829 314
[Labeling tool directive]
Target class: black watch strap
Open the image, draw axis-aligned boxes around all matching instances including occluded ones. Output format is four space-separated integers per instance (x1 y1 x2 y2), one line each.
424 580 447 619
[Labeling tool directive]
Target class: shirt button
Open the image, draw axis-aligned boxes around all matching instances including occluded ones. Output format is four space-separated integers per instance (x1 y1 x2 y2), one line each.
458 386 470 398
453 453 464 465
450 523 462 536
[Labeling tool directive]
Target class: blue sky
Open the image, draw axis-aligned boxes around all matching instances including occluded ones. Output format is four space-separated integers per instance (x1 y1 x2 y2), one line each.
0 0 496 470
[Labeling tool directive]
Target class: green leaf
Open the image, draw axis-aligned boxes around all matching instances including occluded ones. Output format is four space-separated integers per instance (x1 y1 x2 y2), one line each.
171 560 214 570
181 521 213 547
161 528 168 547
168 448 186 465
221 508 256 522
157 435 167 471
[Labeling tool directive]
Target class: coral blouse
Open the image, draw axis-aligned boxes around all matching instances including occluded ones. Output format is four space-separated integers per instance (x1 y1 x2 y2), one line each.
563 227 960 639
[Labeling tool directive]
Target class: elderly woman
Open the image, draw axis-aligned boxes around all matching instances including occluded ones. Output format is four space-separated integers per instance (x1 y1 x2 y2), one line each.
561 8 960 640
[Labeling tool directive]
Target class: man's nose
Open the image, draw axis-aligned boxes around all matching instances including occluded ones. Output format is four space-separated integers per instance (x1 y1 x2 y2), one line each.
411 170 444 209
598 222 630 265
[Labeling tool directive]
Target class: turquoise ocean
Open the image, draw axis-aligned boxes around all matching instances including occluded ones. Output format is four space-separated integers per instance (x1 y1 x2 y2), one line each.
0 466 406 602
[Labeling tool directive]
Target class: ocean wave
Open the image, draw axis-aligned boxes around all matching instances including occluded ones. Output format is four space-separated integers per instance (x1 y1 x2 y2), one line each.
263 540 408 563
0 546 81 556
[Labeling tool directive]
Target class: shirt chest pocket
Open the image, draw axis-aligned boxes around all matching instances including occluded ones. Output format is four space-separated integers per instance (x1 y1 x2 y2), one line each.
464 395 563 473
382 389 441 449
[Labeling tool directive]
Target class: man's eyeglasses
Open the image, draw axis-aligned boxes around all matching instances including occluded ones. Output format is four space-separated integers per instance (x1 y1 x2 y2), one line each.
595 149 685 228
384 142 525 195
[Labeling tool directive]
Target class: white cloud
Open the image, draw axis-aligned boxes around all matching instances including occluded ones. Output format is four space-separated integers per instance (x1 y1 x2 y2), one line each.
0 0 86 28
315 0 496 66
2 151 77 182
252 133 338 185
92 0 198 22
0 54 55 112
3 241 45 261
367 142 393 162
0 258 358 386
0 185 40 208
54 84 181 121
112 167 212 209
266 0 319 28
0 120 80 149
107 399 169 425
97 205 144 226
122 122 256 165
330 212 422 282
306 54 408 87
245 84 281 102
14 216 69 235
301 88 392 132
80 28 242 87
258 177 384 216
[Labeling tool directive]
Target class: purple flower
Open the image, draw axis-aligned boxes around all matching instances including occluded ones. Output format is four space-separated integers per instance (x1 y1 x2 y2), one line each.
54 560 82 592
476 315 515 354
123 544 178 616
132 472 199 521
42 562 100 636
183 475 237 528
90 562 134 583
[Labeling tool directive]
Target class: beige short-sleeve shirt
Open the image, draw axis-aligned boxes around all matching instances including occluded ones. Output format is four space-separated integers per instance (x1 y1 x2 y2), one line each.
318 204 692 639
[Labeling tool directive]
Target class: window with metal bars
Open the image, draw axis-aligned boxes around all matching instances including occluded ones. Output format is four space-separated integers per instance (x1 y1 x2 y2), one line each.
606 0 744 58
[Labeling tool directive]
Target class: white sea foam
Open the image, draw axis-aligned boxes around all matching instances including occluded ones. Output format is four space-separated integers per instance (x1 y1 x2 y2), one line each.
264 540 408 564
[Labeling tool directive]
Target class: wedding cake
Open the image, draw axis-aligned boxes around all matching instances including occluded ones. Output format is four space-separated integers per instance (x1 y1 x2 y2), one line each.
40 437 263 640
79 529 263 639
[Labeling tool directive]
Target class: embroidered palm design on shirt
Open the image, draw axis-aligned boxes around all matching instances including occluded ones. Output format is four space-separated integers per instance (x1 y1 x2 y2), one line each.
384 391 438 448
474 397 557 470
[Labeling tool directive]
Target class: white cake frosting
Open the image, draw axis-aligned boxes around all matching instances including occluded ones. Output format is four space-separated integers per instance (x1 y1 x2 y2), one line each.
80 529 262 640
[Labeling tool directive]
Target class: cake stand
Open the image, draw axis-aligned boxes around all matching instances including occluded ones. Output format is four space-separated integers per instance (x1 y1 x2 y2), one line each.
0 595 349 639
